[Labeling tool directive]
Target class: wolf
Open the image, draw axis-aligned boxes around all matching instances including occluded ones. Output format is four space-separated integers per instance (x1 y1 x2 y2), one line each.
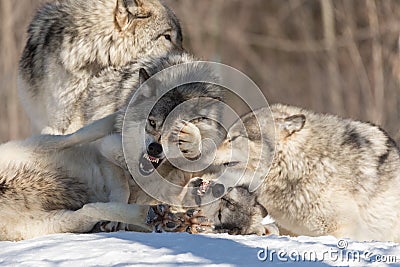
0 113 209 241
68 51 227 207
193 103 400 242
18 0 183 134
21 52 227 234
177 177 279 236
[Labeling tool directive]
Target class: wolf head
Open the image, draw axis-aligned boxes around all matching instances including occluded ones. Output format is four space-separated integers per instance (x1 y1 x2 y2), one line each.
210 108 276 192
24 0 184 75
181 177 278 235
113 0 183 61
122 55 225 176
211 107 306 191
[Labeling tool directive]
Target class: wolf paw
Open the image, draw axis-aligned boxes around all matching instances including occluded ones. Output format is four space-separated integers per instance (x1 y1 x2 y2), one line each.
99 221 128 232
146 204 212 233
172 120 202 160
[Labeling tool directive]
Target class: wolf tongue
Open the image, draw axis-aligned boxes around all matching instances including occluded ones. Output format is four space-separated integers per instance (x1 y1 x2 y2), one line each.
148 155 159 163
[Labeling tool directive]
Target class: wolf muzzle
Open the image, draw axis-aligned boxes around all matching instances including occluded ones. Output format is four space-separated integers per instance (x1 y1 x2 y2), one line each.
139 142 165 176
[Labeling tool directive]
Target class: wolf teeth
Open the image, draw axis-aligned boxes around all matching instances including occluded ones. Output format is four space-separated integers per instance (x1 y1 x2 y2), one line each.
143 154 160 163
197 180 211 196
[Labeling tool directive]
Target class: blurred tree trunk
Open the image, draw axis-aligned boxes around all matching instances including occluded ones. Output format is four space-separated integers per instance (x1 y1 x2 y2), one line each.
321 0 343 113
0 1 41 142
1 0 19 140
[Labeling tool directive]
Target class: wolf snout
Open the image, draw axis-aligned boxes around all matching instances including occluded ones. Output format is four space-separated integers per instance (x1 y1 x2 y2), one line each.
192 179 225 198
147 142 163 157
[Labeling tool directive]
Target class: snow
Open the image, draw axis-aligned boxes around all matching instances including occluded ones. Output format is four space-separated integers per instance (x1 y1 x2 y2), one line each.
0 232 398 266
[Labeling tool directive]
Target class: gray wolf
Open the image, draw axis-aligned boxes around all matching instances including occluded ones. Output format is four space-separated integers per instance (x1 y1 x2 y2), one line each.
18 0 182 134
194 103 400 242
76 52 226 206
0 114 206 241
13 53 227 236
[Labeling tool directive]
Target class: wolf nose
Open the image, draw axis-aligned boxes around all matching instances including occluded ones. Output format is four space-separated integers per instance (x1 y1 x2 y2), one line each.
148 142 163 157
212 183 225 198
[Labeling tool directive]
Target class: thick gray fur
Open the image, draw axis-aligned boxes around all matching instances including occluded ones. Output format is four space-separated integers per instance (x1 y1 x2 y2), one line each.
18 0 183 134
199 103 400 242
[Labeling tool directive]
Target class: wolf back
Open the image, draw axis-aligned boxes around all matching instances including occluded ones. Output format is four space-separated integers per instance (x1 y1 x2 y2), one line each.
18 0 183 134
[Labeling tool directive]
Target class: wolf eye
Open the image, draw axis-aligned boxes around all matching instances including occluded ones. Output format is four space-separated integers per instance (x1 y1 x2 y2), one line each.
229 136 240 143
223 198 236 211
227 202 236 211
136 14 151 19
164 34 172 41
148 119 156 128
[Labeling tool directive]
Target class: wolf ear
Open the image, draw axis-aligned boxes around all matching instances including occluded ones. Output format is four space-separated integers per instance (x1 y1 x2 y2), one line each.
115 0 149 31
139 68 151 85
137 68 159 98
282 114 306 135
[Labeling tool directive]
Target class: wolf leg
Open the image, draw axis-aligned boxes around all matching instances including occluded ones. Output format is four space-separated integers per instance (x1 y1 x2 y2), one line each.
81 202 152 231
16 209 103 240
61 112 119 147
99 134 127 170
95 164 132 232
35 112 119 151
82 202 213 234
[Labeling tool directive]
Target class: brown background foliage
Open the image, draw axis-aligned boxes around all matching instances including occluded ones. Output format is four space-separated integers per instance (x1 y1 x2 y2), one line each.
1 0 400 143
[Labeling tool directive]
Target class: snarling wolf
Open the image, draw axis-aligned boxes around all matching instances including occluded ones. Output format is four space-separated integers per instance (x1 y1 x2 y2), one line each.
18 0 183 134
193 103 400 242
70 52 227 206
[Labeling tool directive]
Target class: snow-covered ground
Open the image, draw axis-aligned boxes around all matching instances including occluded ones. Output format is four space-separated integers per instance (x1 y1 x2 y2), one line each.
0 232 399 266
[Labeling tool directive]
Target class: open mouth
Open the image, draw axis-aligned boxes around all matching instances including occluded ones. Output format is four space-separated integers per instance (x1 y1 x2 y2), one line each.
139 153 164 176
192 179 226 206
194 179 226 198
197 180 211 196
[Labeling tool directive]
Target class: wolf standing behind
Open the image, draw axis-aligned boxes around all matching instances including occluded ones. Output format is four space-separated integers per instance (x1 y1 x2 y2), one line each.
18 0 183 134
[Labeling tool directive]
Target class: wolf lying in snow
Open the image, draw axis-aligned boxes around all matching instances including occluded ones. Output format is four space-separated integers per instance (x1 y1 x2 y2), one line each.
190 104 400 242
0 114 210 241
